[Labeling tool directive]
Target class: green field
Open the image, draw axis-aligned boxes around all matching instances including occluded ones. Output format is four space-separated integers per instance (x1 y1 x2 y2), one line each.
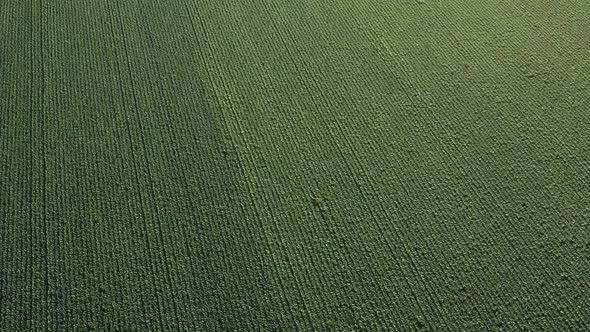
2 0 590 330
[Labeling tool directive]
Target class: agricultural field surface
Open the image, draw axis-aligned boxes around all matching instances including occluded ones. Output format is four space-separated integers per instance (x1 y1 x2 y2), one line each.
1 0 590 330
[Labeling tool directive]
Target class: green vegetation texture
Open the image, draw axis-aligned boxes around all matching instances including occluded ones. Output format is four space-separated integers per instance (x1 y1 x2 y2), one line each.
1 0 589 330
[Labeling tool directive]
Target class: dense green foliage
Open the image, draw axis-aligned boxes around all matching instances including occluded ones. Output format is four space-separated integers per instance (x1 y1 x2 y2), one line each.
1 0 589 330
